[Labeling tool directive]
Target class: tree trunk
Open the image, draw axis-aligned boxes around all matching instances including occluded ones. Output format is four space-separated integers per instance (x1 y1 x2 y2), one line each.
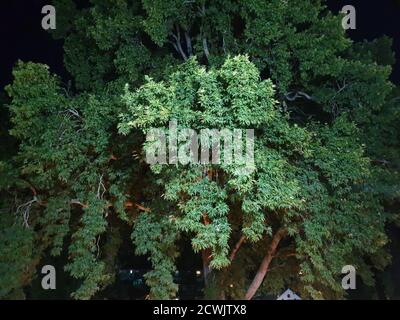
245 228 287 300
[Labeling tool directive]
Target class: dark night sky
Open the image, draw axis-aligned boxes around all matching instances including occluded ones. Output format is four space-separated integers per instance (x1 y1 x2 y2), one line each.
0 0 399 90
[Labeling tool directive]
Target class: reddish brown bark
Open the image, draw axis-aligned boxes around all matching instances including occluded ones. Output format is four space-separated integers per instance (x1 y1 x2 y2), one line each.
245 228 287 300
229 235 246 262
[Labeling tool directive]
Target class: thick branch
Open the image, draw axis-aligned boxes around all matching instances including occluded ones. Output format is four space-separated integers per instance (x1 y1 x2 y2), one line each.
245 228 287 300
171 24 188 61
199 1 209 60
229 235 245 262
184 31 193 56
202 37 210 60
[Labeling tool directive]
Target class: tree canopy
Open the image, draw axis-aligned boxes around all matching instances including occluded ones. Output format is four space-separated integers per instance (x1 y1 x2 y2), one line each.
0 0 399 300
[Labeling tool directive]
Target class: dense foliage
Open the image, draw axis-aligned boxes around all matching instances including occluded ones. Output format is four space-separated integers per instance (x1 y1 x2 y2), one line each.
0 0 399 299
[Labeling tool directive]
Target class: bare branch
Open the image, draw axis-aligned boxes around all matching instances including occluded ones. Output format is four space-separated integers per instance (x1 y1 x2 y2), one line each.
284 91 314 101
97 174 106 200
67 108 81 118
16 197 38 228
134 203 151 212
229 235 246 262
184 31 193 56
199 1 210 60
202 37 210 60
70 199 88 208
170 24 188 61
96 235 101 258
59 107 81 118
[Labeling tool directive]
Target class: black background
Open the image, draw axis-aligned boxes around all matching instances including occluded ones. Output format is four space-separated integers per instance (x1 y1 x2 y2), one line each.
0 0 399 90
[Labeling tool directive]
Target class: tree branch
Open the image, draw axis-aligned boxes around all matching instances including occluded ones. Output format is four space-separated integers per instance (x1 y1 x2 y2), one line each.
199 1 210 61
70 199 88 208
134 203 151 212
16 197 38 228
96 174 106 200
184 31 193 56
171 24 188 61
245 228 287 300
229 235 246 262
202 37 210 60
284 91 314 101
